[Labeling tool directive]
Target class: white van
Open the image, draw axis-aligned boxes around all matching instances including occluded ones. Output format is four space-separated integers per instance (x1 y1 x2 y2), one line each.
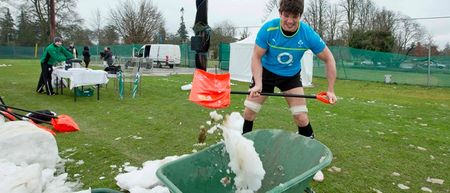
135 44 181 68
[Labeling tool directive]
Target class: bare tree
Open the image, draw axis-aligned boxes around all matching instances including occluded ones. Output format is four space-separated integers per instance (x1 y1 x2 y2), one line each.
89 9 103 45
325 3 342 45
372 8 396 33
340 0 360 42
210 20 237 59
239 27 250 40
20 0 81 43
213 21 236 39
394 16 424 53
356 0 376 31
110 0 164 44
304 0 327 38
442 42 450 55
263 0 278 22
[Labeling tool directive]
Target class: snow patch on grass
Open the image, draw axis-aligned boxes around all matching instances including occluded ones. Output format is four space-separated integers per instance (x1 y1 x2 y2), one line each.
397 183 410 190
421 187 433 192
426 177 444 185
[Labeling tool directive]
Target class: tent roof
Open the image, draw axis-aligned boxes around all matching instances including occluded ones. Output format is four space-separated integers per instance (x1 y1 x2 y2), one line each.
233 9 279 45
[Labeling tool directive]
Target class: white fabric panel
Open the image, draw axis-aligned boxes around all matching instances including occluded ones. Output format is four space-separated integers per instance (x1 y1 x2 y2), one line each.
229 43 254 82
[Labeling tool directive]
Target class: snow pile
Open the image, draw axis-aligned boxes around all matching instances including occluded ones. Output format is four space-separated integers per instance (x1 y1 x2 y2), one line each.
0 121 60 168
0 121 83 193
0 114 5 125
115 156 182 193
115 111 265 193
210 111 224 122
206 110 224 134
219 112 265 193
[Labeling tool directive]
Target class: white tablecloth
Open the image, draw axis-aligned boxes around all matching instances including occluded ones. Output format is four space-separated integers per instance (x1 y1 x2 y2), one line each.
53 68 108 89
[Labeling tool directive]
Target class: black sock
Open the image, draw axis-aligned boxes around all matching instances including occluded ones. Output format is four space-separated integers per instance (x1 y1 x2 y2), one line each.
298 123 313 137
243 120 253 134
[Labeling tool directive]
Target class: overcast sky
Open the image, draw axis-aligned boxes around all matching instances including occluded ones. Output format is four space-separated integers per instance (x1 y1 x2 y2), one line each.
76 0 449 49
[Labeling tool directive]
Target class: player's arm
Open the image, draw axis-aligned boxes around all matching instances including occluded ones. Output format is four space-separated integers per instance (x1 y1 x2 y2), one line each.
316 46 337 104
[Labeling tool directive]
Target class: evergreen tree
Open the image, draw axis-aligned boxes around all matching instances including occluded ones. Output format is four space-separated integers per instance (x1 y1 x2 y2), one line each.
349 29 395 52
0 8 16 45
16 9 37 46
157 27 166 44
177 7 188 43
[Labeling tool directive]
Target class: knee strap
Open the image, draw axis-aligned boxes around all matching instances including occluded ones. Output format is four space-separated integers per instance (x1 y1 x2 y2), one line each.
244 100 262 113
290 105 308 115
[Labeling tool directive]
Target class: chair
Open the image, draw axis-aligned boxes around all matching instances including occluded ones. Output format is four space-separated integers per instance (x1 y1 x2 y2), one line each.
123 60 143 97
105 58 123 90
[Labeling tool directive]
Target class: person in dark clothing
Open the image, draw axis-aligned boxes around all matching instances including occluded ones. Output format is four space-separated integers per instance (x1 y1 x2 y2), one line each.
66 42 78 66
102 47 119 73
82 46 91 68
67 43 78 58
101 47 114 66
36 37 73 95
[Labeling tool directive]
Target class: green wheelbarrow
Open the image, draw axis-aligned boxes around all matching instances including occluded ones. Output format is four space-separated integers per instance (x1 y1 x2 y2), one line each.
91 188 122 193
156 129 333 193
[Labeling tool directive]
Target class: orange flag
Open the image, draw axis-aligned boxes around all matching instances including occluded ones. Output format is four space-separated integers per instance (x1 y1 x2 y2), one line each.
189 69 231 109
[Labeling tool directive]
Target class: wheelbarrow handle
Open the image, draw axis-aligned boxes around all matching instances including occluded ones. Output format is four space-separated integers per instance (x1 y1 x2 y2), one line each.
7 110 52 125
0 104 57 119
230 91 331 104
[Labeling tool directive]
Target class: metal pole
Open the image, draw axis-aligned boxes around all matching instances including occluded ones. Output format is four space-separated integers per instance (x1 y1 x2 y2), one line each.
427 44 431 86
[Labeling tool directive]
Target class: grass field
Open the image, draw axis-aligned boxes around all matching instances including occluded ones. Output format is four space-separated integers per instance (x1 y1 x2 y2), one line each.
0 59 449 192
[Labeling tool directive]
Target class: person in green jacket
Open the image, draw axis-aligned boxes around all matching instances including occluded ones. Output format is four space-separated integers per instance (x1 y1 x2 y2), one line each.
36 37 73 95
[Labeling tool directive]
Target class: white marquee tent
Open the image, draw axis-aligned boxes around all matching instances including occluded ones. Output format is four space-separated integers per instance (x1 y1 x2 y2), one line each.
228 12 314 87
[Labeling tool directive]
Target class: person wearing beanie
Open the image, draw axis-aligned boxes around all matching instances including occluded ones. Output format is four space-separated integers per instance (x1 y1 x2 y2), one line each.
36 37 74 95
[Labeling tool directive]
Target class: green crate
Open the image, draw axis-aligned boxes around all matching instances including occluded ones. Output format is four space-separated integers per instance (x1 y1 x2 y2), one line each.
75 87 94 97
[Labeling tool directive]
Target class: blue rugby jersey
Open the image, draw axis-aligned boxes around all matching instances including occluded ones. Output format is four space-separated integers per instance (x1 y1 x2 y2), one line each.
255 18 326 76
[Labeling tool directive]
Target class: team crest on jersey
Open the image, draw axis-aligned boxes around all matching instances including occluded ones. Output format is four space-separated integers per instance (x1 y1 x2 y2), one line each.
277 52 293 66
